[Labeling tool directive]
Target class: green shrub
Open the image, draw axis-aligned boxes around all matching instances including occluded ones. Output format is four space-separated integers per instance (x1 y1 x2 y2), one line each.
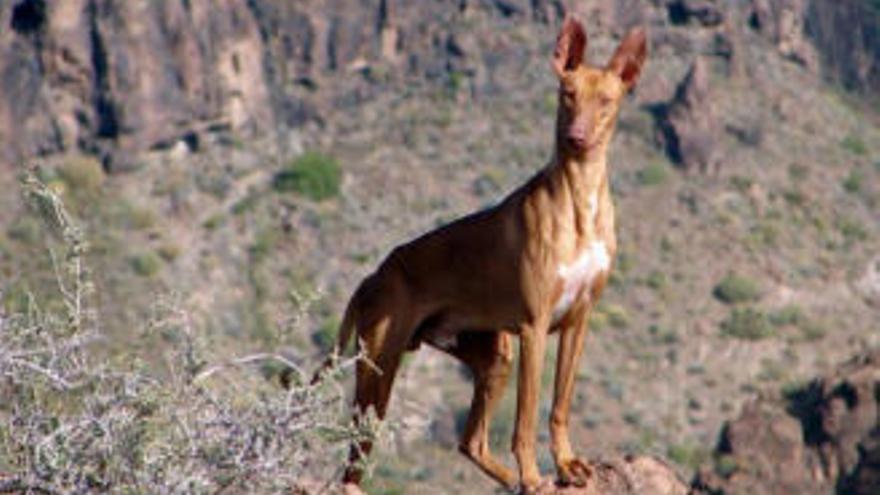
713 274 761 304
57 155 105 194
798 321 827 341
768 305 804 327
714 454 738 477
129 251 162 278
842 170 863 194
666 443 709 471
720 307 774 340
7 217 42 245
729 175 753 192
838 217 868 243
783 188 806 207
203 213 224 231
157 243 181 262
645 271 667 291
273 152 341 201
841 134 867 155
589 311 609 331
788 164 808 181
124 204 157 230
636 163 668 186
249 228 279 263
604 304 630 329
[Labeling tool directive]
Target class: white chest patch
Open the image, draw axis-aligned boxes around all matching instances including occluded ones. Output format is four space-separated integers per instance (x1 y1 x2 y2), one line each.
552 241 610 322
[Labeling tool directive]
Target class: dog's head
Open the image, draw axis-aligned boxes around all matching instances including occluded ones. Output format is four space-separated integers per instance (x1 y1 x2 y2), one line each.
552 17 647 158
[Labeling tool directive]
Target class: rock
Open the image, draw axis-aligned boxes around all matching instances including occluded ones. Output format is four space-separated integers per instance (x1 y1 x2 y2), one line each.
857 256 880 308
693 350 880 495
655 58 721 174
746 0 818 70
546 455 689 495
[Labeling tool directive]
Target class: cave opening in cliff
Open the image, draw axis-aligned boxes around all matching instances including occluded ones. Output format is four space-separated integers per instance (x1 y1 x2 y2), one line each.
11 0 47 36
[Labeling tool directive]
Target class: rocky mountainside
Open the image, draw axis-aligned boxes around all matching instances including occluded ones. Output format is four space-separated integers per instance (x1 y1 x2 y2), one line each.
0 1 878 494
1 0 878 168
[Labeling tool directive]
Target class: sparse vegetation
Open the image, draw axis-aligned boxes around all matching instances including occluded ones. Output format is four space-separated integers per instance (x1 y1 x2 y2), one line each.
840 134 867 155
842 169 864 193
768 305 805 327
714 454 738 477
129 250 163 277
798 321 827 342
713 274 761 305
645 270 668 291
838 216 869 243
636 163 669 186
273 151 342 201
666 443 709 471
0 176 376 493
595 303 630 329
56 155 105 194
720 307 775 340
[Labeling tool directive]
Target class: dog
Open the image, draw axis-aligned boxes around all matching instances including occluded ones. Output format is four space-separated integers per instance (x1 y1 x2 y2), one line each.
326 16 647 493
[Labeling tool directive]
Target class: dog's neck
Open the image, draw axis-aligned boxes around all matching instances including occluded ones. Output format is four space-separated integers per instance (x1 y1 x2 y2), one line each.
538 139 611 239
550 141 609 200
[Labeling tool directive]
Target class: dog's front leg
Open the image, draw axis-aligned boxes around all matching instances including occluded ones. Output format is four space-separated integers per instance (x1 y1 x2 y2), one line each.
550 307 592 487
512 321 549 493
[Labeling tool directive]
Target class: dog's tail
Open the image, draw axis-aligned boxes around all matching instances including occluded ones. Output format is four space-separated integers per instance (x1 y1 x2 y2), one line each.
310 299 358 385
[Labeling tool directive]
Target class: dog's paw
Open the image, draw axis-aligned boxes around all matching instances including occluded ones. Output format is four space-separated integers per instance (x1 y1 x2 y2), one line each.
556 457 593 487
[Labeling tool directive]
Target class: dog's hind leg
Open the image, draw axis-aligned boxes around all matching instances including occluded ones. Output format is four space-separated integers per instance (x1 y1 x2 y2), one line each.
343 299 417 485
448 331 517 489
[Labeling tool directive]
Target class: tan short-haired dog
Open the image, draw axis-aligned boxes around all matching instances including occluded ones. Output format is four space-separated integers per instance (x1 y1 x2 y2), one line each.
331 17 647 493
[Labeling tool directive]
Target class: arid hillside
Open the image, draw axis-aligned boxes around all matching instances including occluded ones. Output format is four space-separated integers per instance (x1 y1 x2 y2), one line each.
1 1 878 494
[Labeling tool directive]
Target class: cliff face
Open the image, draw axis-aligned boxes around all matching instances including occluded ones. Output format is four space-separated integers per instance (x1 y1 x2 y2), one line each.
0 0 567 167
1 0 877 168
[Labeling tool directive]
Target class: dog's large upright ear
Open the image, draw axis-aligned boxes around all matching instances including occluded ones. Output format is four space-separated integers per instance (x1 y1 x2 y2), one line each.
552 16 587 77
607 27 647 91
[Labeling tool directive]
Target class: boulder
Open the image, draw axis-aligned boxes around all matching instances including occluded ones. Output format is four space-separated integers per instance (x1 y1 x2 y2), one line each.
539 455 689 495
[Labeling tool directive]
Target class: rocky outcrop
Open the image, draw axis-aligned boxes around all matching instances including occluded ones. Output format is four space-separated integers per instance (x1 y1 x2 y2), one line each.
692 350 880 495
747 0 819 70
540 456 689 495
655 58 721 174
0 0 564 168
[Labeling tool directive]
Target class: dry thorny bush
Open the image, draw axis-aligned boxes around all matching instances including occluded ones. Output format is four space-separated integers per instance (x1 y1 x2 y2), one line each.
0 174 382 494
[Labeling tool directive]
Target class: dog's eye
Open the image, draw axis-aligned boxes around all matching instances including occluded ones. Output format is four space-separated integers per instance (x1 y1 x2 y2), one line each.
598 95 612 106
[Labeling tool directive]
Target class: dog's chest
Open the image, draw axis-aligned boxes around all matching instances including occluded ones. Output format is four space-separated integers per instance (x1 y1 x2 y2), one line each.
552 241 610 322
551 193 609 322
